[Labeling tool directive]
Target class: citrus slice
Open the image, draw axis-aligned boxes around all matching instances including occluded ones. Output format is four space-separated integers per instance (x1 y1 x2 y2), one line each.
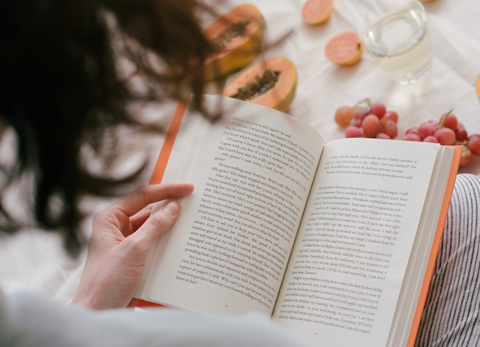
325 31 362 66
302 0 334 25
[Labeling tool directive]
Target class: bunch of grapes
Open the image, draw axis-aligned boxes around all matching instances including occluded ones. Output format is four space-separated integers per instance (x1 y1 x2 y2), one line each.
335 100 480 167
335 99 399 139
403 110 480 167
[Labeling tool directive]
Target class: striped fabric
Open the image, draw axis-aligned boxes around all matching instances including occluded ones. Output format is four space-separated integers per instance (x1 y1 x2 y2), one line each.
415 174 480 347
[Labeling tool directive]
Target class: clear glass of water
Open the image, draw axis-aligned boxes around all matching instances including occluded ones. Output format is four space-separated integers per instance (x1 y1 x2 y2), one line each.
359 0 433 85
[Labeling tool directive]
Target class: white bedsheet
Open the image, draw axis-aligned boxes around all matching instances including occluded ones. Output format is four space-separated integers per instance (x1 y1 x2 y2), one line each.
1 0 480 303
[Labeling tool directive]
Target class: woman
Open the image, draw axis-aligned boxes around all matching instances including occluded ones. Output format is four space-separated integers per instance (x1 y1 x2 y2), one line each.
0 1 306 345
0 0 479 346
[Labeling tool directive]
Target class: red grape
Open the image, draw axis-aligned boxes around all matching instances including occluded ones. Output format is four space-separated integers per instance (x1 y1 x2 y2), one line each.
376 133 391 139
406 127 420 135
434 128 456 145
352 106 364 120
456 126 468 142
350 118 362 127
440 112 458 131
345 126 362 138
423 136 439 143
359 109 370 120
368 103 386 119
419 122 439 140
468 134 480 156
403 133 421 141
362 115 381 138
382 111 398 124
335 106 354 126
460 146 473 167
427 120 440 129
381 120 398 139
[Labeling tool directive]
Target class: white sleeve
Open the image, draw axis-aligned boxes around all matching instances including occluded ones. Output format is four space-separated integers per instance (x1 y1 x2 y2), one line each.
0 290 308 347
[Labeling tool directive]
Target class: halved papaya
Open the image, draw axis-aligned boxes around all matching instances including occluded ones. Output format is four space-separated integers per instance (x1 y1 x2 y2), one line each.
223 56 297 112
204 4 265 80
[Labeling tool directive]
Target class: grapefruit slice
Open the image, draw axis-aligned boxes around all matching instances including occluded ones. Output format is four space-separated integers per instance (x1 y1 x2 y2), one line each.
302 0 334 25
325 31 362 66
223 56 297 112
204 4 265 80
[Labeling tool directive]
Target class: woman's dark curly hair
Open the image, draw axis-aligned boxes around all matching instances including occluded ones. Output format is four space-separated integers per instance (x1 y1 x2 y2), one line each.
0 0 216 256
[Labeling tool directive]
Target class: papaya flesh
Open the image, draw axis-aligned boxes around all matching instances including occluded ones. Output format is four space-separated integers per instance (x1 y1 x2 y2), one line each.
325 31 362 66
223 56 297 112
302 0 333 25
204 4 265 80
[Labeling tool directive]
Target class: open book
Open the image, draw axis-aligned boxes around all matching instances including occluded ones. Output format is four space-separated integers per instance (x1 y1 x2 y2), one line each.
135 95 461 347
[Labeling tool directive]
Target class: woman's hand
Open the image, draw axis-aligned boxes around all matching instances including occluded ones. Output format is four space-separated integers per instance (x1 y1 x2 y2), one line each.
71 182 194 310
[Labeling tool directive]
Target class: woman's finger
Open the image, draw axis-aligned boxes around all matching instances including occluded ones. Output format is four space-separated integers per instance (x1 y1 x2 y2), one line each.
108 182 194 218
129 200 181 245
129 204 154 232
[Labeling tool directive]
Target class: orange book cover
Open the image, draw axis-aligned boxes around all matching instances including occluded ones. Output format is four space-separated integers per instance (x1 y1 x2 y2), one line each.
405 145 461 346
137 102 462 347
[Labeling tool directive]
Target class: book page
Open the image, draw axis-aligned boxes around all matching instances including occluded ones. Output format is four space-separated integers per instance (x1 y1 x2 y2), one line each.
138 96 324 316
272 139 440 347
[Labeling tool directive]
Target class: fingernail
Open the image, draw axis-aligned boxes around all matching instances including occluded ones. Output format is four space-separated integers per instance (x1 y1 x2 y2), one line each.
163 201 179 216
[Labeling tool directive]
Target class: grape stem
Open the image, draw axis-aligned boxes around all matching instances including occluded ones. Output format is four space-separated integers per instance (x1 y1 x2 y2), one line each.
439 109 454 128
354 98 371 109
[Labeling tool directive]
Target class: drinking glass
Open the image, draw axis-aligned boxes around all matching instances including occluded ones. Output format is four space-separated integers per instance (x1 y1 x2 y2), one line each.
359 0 433 85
